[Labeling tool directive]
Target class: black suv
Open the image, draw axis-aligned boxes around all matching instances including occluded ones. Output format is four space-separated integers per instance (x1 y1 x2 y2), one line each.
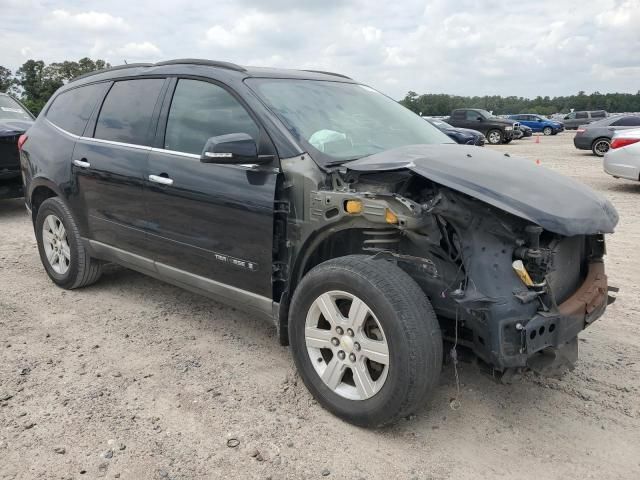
21 60 618 427
1 93 34 199
448 108 518 144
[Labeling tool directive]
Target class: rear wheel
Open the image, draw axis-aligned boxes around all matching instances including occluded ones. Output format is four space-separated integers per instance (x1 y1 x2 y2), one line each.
592 138 610 157
289 255 442 427
487 129 503 145
35 197 102 289
543 126 553 136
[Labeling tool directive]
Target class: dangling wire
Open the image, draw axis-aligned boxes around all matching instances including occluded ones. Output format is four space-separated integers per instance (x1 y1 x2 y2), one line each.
450 305 461 410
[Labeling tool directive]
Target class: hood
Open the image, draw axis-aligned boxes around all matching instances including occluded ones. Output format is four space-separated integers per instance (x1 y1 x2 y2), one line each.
0 119 32 137
347 144 618 236
489 117 516 126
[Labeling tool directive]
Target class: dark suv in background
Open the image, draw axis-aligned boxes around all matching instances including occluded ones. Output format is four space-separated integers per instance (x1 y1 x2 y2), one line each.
447 108 518 144
20 59 617 427
1 93 34 199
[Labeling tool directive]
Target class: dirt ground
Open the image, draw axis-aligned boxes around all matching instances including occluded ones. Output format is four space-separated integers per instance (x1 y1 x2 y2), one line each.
1 132 639 480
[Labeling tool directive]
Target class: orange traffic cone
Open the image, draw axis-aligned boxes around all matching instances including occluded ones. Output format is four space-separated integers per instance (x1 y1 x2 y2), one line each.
535 159 541 165
535 135 540 144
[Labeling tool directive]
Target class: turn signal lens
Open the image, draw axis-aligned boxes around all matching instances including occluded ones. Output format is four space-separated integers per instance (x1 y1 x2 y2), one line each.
385 208 399 224
17 134 28 151
345 199 363 214
512 260 534 287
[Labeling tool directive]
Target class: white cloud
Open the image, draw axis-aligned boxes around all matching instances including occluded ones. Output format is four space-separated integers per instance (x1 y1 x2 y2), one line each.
45 9 130 33
0 0 638 98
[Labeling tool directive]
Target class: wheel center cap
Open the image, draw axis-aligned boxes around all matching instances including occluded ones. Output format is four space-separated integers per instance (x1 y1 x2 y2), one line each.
340 335 354 353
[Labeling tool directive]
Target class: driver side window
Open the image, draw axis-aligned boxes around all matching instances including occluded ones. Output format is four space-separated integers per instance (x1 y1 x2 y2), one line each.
465 110 480 121
164 79 259 155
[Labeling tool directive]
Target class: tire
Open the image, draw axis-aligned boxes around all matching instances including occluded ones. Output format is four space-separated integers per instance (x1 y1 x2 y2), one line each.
591 137 610 157
543 127 552 136
35 197 102 289
288 255 442 427
486 129 503 145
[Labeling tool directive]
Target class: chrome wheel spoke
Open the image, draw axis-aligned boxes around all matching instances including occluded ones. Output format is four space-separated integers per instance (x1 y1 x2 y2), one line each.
46 215 57 233
42 214 70 275
305 327 334 349
316 292 343 326
359 337 389 365
43 230 55 246
61 243 71 260
352 360 376 398
321 358 346 390
348 297 369 330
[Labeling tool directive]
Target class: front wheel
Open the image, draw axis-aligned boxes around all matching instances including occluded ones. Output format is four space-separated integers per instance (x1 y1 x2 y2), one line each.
486 129 503 145
543 126 553 136
288 255 442 427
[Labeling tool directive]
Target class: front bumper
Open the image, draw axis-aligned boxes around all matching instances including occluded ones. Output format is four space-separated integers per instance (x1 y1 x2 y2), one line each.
498 262 608 370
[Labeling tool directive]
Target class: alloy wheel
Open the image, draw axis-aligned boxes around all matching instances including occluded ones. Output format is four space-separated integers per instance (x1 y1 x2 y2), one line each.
488 131 501 144
593 139 610 156
42 214 71 275
304 291 389 400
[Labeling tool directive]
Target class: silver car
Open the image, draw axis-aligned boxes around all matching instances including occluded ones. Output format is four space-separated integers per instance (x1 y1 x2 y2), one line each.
603 128 640 181
573 115 640 156
563 110 607 130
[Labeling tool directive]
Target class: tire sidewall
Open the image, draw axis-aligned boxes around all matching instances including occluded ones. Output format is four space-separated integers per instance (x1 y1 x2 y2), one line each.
35 199 82 289
543 127 552 135
289 263 416 425
487 129 503 144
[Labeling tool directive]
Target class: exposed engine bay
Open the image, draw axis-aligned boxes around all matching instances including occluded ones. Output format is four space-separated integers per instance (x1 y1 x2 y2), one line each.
281 144 618 380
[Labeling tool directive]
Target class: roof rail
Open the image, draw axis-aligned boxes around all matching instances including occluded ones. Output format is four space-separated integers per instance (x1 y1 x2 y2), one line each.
154 59 246 72
301 69 352 80
70 63 153 83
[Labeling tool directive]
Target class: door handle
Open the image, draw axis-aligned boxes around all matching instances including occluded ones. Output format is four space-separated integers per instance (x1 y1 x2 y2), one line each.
149 174 174 186
73 159 91 168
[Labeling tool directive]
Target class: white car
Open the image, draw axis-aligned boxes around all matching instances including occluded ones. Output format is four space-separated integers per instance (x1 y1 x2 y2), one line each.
603 128 640 181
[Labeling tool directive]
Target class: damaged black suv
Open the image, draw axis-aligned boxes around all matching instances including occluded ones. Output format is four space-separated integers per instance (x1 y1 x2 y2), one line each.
21 60 618 427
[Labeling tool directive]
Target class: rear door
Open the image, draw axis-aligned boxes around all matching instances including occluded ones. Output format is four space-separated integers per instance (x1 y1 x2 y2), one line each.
72 78 167 256
610 116 640 133
143 77 278 300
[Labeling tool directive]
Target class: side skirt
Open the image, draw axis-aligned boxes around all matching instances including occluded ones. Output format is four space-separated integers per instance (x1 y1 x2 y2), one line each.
84 239 277 324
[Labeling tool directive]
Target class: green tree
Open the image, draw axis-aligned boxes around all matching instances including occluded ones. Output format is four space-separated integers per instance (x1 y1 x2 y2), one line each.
0 66 12 92
13 58 110 115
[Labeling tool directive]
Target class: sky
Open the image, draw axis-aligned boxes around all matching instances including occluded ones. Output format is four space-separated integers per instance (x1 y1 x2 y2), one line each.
1 0 639 99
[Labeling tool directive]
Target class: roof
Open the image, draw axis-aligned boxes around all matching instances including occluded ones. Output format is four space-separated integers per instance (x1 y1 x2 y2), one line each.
68 59 355 87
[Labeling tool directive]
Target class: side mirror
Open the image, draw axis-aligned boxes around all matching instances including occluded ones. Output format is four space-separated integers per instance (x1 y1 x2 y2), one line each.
200 133 262 164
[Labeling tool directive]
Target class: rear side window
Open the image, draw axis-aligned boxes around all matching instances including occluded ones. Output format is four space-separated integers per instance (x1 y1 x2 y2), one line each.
164 79 259 155
576 112 588 119
612 116 640 127
592 111 606 118
452 110 465 120
46 83 108 136
94 79 165 146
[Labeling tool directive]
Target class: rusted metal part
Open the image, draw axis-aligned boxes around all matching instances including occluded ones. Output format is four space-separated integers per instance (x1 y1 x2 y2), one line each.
558 262 607 319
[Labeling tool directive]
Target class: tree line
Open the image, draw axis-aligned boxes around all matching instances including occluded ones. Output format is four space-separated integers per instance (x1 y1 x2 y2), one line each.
400 90 640 116
3 58 640 117
1 58 110 115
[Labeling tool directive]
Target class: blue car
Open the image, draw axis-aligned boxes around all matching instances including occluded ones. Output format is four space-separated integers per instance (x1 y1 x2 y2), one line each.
508 114 564 135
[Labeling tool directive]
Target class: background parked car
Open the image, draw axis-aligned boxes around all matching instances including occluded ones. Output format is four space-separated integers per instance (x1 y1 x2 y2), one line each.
513 124 532 139
508 114 564 135
447 108 517 145
563 110 607 130
603 128 640 181
1 93 34 199
573 115 640 157
423 117 485 145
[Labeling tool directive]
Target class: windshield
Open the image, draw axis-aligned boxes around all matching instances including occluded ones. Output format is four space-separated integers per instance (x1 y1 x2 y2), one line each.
246 79 453 164
0 95 33 121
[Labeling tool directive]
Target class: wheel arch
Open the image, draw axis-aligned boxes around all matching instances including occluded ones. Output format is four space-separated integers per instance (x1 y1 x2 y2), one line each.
28 178 63 224
277 225 375 345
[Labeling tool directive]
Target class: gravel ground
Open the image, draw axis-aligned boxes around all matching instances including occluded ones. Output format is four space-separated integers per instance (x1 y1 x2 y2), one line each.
1 132 639 480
